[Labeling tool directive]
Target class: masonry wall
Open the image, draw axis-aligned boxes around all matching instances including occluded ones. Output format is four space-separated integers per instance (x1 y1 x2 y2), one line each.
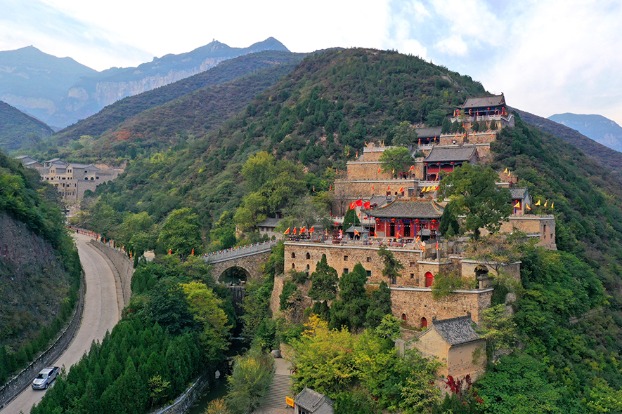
499 215 557 249
390 287 492 324
447 341 487 380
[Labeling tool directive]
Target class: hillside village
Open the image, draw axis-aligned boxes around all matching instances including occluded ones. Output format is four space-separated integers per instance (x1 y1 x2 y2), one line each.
275 94 557 383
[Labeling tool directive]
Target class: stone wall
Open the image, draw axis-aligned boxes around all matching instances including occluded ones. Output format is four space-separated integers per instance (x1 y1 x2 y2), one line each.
150 375 210 414
499 214 557 249
390 287 492 324
208 250 271 282
0 271 85 409
89 240 134 310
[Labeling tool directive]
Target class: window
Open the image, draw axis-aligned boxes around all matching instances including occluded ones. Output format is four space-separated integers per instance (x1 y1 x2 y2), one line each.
401 313 407 321
291 263 296 269
366 256 371 262
343 268 349 274
344 255 349 261
291 252 296 258
409 261 416 267
306 252 311 259
410 273 414 279
366 270 372 277
421 317 428 328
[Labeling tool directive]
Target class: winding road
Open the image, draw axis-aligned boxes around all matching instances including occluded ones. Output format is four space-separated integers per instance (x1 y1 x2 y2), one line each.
1 234 122 414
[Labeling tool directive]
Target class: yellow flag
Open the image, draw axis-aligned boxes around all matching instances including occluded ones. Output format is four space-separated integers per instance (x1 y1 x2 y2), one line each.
544 200 548 208
526 204 531 211
514 201 520 208
551 202 554 209
504 167 509 174
535 199 541 206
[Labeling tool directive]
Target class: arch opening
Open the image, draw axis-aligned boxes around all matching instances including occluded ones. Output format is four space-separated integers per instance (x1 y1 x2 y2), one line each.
219 266 250 285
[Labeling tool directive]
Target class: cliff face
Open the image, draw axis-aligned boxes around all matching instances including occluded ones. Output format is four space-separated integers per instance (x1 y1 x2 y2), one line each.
0 212 72 349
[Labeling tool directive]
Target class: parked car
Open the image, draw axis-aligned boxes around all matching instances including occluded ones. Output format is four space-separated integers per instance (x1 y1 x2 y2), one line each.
32 366 59 390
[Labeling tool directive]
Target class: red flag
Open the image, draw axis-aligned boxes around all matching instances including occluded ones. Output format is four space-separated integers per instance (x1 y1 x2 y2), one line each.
283 227 290 235
409 165 415 171
363 201 371 209
293 227 298 235
300 226 306 233
398 187 404 193
191 248 195 256
387 185 391 191
356 199 363 207
168 249 172 255
349 201 356 210
354 229 360 236
371 185 375 192
309 226 315 233
377 167 381 173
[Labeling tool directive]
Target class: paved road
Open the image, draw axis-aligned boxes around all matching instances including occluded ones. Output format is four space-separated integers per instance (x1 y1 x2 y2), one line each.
2 234 121 414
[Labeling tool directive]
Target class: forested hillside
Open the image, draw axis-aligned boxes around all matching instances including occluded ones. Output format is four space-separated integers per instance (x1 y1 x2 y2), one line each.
0 100 54 153
0 152 81 384
60 48 622 411
37 51 306 162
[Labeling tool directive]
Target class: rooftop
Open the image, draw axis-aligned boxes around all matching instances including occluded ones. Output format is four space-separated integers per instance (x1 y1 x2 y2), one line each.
295 387 334 414
415 126 443 138
510 187 528 199
432 315 481 345
424 145 477 163
367 199 443 219
462 94 505 109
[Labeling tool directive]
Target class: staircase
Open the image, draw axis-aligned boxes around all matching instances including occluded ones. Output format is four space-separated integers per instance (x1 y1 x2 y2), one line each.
254 358 293 414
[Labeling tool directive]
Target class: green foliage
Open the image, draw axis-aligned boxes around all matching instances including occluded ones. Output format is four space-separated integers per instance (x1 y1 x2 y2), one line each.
330 263 369 331
342 207 360 231
156 207 202 256
377 246 404 283
292 316 440 412
309 254 338 302
438 164 512 239
279 280 298 311
390 121 418 146
226 347 274 414
379 146 413 176
365 281 393 328
0 100 53 153
431 270 476 299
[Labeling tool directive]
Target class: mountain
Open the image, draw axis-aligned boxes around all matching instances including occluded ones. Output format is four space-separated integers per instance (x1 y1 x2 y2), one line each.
39 50 305 161
549 113 622 152
0 38 289 128
0 152 81 384
517 109 622 178
0 100 54 153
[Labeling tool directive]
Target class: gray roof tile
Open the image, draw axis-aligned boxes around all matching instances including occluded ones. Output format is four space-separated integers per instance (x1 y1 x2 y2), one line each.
462 94 505 109
424 145 477 163
432 316 481 345
415 126 442 138
295 388 334 413
368 199 443 219
510 188 528 199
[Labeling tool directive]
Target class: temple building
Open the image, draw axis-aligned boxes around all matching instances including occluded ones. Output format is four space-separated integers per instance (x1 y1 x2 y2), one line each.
366 199 443 240
423 145 479 181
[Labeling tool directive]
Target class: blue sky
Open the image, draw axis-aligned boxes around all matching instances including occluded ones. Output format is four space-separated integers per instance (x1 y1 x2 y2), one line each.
2 0 622 125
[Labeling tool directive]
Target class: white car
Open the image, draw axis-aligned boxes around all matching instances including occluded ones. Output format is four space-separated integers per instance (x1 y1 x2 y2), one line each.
32 366 60 390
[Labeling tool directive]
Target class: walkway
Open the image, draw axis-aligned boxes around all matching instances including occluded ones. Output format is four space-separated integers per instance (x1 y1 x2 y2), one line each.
204 240 277 264
254 357 293 414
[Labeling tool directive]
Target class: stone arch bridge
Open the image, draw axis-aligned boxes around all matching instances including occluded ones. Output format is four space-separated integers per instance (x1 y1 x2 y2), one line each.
204 240 277 282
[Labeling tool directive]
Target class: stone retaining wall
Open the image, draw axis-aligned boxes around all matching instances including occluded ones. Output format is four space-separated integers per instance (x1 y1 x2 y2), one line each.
150 375 210 414
0 271 86 409
88 240 134 310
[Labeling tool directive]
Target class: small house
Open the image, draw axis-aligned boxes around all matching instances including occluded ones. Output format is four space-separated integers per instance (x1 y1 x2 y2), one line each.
294 387 333 414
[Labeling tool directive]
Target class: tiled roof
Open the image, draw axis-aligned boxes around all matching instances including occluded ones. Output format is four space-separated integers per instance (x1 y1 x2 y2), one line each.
345 225 368 233
510 188 528 199
432 316 481 346
462 94 505 109
295 388 334 414
258 217 281 228
368 199 443 219
424 145 477 163
368 195 393 207
415 126 442 138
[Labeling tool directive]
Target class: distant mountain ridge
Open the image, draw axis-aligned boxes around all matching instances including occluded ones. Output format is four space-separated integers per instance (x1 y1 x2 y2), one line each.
548 113 622 153
0 100 54 153
0 37 289 128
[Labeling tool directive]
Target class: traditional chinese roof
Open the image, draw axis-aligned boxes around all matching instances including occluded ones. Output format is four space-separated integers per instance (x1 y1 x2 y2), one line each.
462 94 505 109
257 217 281 228
510 187 528 199
431 316 481 346
415 126 442 139
424 145 477 163
295 388 334 414
345 225 369 234
368 195 394 208
367 199 443 219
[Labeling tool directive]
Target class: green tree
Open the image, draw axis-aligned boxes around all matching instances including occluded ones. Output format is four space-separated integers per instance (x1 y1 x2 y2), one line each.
377 246 404 284
226 348 274 414
391 121 418 146
380 146 413 177
330 263 369 331
117 211 155 257
157 208 202 255
342 207 360 230
241 151 277 192
438 164 512 240
181 281 231 364
309 254 338 302
366 281 392 328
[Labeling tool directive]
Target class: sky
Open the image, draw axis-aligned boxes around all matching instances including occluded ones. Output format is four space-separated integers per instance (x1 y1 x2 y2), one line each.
2 0 622 125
